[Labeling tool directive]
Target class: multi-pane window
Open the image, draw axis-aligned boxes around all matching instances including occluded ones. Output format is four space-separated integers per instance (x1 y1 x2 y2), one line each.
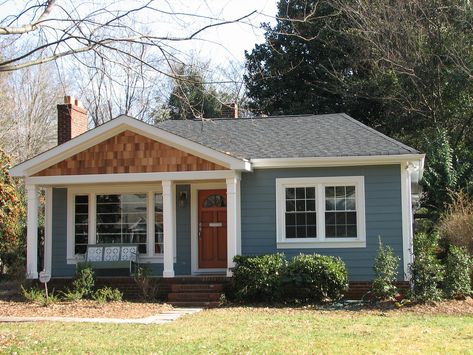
155 193 164 254
277 177 364 245
74 195 88 254
96 194 148 253
325 186 357 238
284 187 316 238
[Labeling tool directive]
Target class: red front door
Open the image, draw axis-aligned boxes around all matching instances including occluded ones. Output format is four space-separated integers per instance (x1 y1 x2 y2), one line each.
198 189 227 268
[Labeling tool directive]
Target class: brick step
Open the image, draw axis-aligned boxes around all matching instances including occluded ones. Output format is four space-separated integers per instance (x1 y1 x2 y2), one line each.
169 301 221 309
168 292 222 301
171 284 224 293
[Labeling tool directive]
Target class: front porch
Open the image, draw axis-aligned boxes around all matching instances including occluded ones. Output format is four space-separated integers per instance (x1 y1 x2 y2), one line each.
25 171 243 280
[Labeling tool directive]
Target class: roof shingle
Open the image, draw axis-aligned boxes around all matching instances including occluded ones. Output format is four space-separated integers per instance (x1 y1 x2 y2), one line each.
157 113 419 160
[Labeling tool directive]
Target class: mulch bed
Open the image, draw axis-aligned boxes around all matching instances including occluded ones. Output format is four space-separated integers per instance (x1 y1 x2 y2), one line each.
0 300 172 319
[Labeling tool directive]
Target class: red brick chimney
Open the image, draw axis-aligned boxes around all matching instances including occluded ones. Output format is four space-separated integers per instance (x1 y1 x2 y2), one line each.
57 96 88 145
221 103 239 119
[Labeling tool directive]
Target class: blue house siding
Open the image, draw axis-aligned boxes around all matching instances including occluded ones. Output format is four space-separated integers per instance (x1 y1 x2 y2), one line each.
50 166 404 280
51 188 75 277
240 165 404 281
50 185 192 277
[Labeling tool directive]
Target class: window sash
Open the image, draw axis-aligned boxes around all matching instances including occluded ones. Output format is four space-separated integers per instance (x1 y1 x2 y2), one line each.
276 177 365 245
71 189 163 258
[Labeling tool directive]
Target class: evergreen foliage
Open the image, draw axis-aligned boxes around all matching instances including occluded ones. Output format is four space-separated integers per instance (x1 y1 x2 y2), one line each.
371 238 400 301
443 246 472 299
409 233 445 303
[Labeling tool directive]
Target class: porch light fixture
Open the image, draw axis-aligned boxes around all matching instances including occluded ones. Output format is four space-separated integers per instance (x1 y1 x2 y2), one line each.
179 191 188 208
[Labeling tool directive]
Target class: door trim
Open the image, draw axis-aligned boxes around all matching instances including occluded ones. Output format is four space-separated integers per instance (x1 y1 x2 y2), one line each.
190 182 226 275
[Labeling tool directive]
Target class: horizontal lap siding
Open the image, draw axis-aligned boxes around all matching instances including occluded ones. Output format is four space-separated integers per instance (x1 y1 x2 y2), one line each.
51 188 76 277
240 165 403 281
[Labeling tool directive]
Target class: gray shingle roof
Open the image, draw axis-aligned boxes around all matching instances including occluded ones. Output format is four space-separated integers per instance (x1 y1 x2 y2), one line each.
157 113 419 160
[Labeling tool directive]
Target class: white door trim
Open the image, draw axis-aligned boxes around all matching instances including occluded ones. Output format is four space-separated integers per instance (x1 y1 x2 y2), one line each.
190 182 227 275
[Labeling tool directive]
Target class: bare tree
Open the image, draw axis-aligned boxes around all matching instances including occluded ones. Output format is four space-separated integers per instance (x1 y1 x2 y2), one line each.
1 64 65 163
0 1 256 73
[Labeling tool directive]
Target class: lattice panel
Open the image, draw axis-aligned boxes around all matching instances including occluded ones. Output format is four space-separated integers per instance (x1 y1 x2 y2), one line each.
35 130 226 176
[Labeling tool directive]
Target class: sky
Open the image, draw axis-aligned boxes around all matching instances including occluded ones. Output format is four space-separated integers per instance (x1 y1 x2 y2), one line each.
1 0 278 66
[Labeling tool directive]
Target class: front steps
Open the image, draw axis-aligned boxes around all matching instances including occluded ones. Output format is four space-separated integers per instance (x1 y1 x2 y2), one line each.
167 282 225 308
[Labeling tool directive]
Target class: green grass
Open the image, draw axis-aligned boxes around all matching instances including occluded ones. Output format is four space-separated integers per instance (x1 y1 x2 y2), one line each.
1 307 472 354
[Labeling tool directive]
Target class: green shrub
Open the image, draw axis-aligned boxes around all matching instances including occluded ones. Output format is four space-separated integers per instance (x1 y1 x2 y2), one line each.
285 254 348 302
93 286 123 303
371 238 400 301
21 285 45 303
133 265 158 300
21 285 58 306
232 254 287 302
409 233 444 303
443 246 472 299
60 288 84 302
72 264 95 298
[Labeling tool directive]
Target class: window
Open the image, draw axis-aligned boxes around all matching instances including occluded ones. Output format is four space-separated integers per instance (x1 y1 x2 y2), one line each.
74 195 88 254
96 194 147 253
155 193 164 254
276 177 365 248
69 187 164 261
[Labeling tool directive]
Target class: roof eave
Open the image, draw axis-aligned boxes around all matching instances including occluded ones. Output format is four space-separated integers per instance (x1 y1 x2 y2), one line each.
250 154 426 170
10 115 250 178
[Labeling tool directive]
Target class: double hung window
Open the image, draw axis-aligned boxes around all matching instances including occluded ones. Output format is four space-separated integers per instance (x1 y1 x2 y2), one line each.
276 177 365 248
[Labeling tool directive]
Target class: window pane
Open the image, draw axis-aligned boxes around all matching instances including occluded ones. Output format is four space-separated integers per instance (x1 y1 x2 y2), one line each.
306 187 315 199
346 198 356 210
325 186 357 239
285 213 296 226
296 187 305 199
74 195 88 255
285 188 295 199
325 186 335 198
306 200 316 211
296 200 305 211
307 212 316 225
96 194 147 252
325 198 335 211
336 186 346 198
286 200 295 212
286 226 296 238
155 193 164 254
284 185 317 239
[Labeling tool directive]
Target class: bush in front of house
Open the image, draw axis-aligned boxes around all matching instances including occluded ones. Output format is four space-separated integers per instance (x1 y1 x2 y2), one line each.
232 254 287 302
72 264 96 298
232 253 348 303
285 254 348 302
409 232 444 303
93 286 123 303
371 238 400 301
443 246 472 299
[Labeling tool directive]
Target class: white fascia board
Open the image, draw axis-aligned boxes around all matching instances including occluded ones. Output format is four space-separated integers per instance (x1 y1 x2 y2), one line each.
251 154 426 169
25 170 237 185
10 115 250 177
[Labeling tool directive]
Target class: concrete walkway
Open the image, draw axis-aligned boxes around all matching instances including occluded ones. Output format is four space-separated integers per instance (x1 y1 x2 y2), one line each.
0 308 202 325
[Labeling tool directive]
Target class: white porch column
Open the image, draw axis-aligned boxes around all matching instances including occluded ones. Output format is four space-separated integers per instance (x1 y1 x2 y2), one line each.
43 187 53 276
162 180 175 278
226 176 241 277
26 184 39 279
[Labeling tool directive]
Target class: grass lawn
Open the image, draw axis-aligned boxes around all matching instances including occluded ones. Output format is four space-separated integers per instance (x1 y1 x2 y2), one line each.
1 307 472 354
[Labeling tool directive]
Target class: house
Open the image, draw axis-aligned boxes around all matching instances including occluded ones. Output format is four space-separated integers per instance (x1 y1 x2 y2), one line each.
10 97 424 285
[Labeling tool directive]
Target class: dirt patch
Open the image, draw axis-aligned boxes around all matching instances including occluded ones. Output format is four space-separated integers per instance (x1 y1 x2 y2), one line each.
397 297 473 316
0 300 172 319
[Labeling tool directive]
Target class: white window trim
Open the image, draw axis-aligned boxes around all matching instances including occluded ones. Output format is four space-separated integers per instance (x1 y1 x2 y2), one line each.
276 176 366 249
66 184 168 264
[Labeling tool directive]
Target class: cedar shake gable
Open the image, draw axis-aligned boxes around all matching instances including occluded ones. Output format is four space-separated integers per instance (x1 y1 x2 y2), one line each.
34 130 225 176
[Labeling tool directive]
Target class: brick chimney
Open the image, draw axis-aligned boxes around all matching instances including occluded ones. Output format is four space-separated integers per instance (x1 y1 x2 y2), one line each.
221 103 239 119
57 96 88 145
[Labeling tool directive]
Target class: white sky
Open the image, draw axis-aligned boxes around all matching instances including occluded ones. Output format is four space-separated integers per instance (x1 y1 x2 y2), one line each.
1 0 278 66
